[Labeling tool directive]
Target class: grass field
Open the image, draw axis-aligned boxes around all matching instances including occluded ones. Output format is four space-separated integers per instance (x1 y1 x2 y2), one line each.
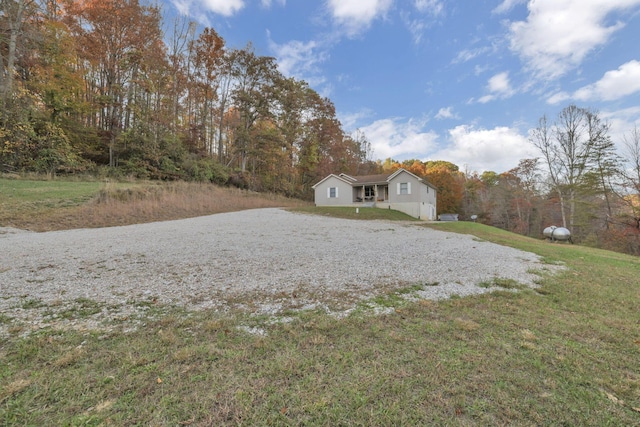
1 178 639 425
0 177 307 231
293 205 419 221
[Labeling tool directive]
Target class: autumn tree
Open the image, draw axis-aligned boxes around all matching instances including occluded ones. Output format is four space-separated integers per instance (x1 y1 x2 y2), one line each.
269 76 309 194
299 93 345 184
380 158 401 173
64 0 165 167
227 44 278 173
459 172 484 219
401 159 427 177
0 1 383 198
188 27 225 156
507 158 543 235
425 161 464 215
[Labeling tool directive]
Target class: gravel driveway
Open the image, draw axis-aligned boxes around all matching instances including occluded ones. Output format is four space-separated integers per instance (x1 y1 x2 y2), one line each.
1 208 555 335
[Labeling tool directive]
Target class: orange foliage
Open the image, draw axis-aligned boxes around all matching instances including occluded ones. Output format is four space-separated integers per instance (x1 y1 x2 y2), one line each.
405 160 427 177
425 165 464 215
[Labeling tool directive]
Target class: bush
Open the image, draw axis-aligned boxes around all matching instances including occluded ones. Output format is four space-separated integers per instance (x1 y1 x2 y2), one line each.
183 156 229 185
23 120 88 177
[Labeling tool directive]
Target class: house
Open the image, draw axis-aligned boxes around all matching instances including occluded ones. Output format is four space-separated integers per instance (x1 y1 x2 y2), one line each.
312 168 437 220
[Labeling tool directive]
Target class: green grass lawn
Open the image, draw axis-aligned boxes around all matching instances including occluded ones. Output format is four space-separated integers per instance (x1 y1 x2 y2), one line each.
292 205 419 221
0 178 103 211
0 178 111 228
1 196 639 425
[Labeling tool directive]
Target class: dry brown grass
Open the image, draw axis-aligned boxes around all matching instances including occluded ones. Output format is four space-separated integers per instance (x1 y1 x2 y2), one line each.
4 180 309 231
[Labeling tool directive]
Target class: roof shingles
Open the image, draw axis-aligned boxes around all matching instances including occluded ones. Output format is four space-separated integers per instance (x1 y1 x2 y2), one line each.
344 173 392 185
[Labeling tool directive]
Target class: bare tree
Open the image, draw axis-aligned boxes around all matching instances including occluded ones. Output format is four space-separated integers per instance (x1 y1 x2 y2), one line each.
166 15 195 140
622 126 640 228
530 114 568 226
530 105 603 232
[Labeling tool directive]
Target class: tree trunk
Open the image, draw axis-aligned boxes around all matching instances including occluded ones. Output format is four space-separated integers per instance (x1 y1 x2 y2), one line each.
1 0 26 118
558 189 567 228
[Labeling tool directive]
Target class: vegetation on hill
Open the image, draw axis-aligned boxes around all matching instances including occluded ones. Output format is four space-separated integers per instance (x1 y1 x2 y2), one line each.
1 0 379 200
2 1 639 254
0 177 308 231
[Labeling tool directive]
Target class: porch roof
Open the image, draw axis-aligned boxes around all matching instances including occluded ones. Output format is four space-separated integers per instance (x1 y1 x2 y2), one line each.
343 173 392 185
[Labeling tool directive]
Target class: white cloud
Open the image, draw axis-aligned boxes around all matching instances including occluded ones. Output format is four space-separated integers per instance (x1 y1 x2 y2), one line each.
171 0 244 17
401 0 444 44
268 35 329 79
508 0 640 80
327 0 394 36
488 72 512 94
433 125 535 173
547 60 640 104
200 0 245 16
339 109 374 131
452 46 492 64
402 14 428 44
414 0 443 15
601 106 640 152
474 64 490 76
546 91 571 105
356 119 538 172
574 60 640 102
261 0 285 7
478 71 515 104
435 107 458 120
359 118 439 160
171 0 190 15
492 0 526 14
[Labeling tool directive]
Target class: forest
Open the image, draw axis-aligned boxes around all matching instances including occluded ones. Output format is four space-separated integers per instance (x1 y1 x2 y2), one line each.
1 0 639 255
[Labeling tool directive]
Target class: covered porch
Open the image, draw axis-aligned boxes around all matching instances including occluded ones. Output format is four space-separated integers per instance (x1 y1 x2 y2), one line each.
353 184 389 204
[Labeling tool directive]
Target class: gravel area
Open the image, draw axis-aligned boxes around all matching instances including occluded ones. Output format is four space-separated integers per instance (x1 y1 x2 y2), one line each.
1 208 558 336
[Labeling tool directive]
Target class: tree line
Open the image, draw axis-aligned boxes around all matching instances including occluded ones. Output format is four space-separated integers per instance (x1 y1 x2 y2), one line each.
0 0 378 195
2 1 639 254
382 105 640 255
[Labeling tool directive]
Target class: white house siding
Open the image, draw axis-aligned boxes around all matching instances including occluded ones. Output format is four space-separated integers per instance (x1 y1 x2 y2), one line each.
388 171 436 220
388 171 421 203
419 176 436 220
313 169 437 220
313 176 353 206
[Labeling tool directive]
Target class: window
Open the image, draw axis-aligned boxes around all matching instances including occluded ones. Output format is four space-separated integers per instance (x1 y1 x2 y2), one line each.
328 187 338 198
399 182 410 195
365 187 375 198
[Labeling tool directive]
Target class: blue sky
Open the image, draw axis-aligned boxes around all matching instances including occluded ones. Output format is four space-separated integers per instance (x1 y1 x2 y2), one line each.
166 0 640 173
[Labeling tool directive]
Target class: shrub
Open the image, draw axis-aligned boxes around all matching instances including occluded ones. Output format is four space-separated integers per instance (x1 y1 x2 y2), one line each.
184 156 229 185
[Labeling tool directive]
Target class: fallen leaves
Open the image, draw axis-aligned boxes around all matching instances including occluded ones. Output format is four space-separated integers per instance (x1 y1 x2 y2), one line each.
604 390 624 405
600 388 640 414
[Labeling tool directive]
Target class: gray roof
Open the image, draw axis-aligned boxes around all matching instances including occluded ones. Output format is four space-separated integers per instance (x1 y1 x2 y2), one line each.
346 173 393 185
314 168 436 189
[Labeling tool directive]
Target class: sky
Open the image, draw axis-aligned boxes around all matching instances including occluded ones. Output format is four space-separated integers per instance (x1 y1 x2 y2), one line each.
165 0 640 173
